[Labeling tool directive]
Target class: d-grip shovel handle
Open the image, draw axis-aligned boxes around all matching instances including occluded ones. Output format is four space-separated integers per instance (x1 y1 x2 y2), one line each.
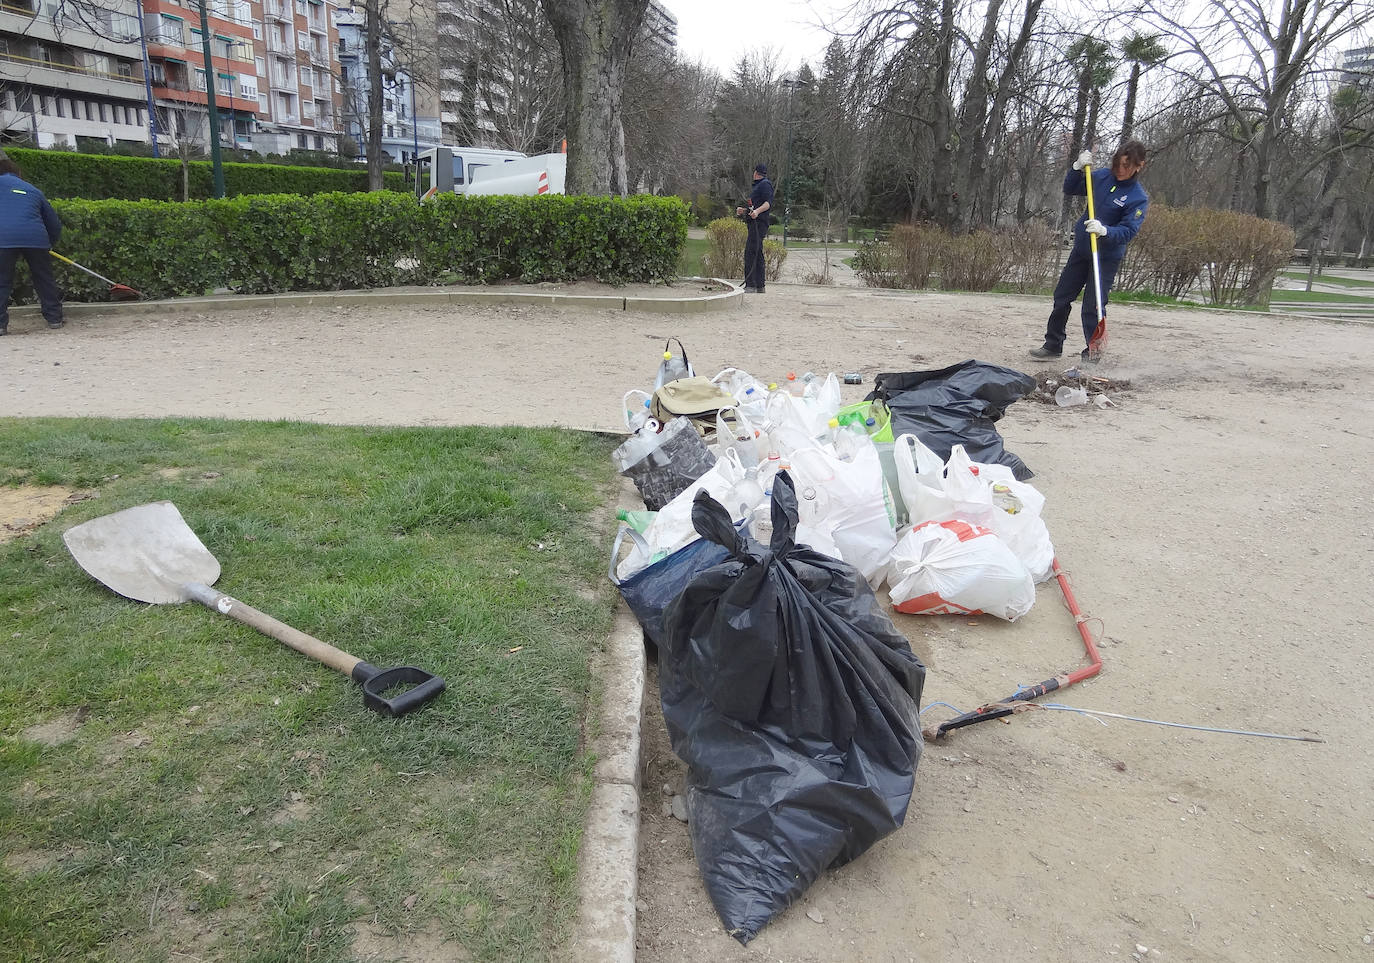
182 583 446 717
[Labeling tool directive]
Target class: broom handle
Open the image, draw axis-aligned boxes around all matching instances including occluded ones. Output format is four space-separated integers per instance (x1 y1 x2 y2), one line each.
1083 164 1105 323
50 251 120 288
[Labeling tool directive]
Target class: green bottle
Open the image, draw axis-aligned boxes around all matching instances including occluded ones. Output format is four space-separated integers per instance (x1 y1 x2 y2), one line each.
616 509 657 534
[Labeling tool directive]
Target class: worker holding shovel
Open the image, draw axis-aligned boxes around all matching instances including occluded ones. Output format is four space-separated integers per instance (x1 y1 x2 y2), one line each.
1030 139 1149 363
0 148 63 336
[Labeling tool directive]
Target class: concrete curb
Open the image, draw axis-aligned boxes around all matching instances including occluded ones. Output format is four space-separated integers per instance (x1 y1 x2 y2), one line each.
6 278 743 321
566 606 646 963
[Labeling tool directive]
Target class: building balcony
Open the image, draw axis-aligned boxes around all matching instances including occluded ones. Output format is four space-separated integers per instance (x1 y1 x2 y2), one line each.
0 50 144 98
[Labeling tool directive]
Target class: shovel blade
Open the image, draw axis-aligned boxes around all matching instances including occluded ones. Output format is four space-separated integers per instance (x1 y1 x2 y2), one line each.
63 501 220 604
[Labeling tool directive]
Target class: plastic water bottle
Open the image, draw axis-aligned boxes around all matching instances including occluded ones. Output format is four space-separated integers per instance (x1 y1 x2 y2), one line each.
626 397 652 432
654 350 690 390
616 508 658 533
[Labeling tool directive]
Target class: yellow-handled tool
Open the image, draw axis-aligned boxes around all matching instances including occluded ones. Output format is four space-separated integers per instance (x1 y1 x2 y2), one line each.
50 251 141 301
1082 161 1107 359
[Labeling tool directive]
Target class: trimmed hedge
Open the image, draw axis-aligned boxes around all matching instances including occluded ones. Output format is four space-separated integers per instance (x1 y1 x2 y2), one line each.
36 192 688 301
5 147 407 200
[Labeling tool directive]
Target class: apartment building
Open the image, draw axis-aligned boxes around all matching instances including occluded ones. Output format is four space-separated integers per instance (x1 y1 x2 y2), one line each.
641 0 677 58
334 5 439 164
0 0 151 148
2 0 343 155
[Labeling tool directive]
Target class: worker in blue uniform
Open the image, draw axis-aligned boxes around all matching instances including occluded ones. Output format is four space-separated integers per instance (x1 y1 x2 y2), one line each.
0 149 64 336
1030 140 1148 361
736 163 774 293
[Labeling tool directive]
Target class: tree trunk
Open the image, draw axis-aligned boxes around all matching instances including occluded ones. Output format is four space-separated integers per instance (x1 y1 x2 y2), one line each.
1121 63 1142 140
365 0 384 191
1061 68 1091 226
540 0 648 196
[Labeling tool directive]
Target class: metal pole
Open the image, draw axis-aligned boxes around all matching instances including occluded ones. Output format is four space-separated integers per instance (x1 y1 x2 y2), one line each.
137 18 161 157
410 75 418 163
782 79 795 247
197 0 225 198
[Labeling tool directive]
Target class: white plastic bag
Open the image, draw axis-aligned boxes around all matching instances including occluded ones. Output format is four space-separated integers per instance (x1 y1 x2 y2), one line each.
887 520 1036 621
715 405 760 468
616 449 756 581
786 446 898 586
892 437 1055 583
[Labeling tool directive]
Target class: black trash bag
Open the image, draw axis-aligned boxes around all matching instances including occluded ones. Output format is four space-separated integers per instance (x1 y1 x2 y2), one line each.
610 526 734 651
868 359 1038 480
659 472 925 944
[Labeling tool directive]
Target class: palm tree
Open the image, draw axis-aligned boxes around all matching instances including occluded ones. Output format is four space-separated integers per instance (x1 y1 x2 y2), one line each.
1120 33 1168 141
1065 36 1115 161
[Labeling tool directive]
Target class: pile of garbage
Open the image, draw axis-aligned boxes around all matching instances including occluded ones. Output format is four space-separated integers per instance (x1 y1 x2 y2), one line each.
608 341 1055 943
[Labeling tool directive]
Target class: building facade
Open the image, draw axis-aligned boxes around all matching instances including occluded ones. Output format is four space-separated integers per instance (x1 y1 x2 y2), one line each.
334 5 439 164
2 0 345 155
0 0 151 148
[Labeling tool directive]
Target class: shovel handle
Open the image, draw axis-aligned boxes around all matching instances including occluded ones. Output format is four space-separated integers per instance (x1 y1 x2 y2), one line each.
184 582 361 676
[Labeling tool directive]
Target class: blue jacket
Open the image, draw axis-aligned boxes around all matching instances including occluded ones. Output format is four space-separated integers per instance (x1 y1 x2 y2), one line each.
1065 166 1147 263
750 176 774 228
0 172 62 249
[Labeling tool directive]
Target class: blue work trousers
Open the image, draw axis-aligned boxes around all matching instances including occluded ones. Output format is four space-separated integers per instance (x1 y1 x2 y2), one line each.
744 219 769 290
0 248 63 329
1043 249 1120 353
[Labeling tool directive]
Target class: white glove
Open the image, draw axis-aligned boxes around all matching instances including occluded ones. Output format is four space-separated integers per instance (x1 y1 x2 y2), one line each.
1084 218 1107 237
1073 150 1093 171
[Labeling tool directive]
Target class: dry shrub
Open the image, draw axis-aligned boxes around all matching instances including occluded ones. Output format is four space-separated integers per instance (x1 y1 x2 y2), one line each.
855 223 940 288
701 217 746 278
701 217 788 282
764 238 788 281
1117 204 1293 306
938 230 1015 291
1000 224 1060 293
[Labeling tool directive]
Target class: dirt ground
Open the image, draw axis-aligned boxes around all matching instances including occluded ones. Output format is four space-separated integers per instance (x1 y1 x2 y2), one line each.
3 286 1373 962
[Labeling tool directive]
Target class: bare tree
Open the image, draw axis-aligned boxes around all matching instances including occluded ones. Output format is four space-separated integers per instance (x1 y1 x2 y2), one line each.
1139 0 1374 219
539 0 649 195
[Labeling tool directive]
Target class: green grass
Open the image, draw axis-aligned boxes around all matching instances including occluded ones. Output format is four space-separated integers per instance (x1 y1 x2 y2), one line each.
0 417 621 962
678 237 708 276
1280 269 1374 288
1268 288 1374 304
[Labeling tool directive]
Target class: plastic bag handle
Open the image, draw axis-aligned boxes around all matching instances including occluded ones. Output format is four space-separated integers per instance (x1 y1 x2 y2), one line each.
622 389 652 430
663 337 690 374
607 524 652 585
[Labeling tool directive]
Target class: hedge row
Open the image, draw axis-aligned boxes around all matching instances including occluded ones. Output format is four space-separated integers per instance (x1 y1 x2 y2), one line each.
855 205 1295 307
34 192 688 300
6 147 407 201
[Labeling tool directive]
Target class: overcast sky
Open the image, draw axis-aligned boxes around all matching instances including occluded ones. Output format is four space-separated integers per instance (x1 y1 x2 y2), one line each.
669 0 841 76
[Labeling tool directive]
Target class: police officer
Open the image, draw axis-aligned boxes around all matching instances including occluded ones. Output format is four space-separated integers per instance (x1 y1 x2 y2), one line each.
735 163 774 294
1031 140 1148 362
0 149 64 336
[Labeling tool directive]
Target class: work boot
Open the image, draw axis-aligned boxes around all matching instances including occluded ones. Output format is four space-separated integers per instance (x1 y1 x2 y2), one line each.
743 285 758 293
47 319 64 330
1028 346 1061 361
0 326 7 336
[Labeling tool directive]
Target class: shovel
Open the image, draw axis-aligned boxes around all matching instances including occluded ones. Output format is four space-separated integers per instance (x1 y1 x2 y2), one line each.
62 501 446 717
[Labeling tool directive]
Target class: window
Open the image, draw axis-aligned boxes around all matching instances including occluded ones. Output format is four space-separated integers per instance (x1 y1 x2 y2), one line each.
193 68 207 91
98 102 107 121
239 78 255 97
255 56 265 75
294 0 305 14
299 65 310 85
252 23 261 39
151 62 166 84
85 101 95 121
218 73 232 96
314 134 323 150
386 124 392 137
116 61 133 79
55 98 65 118
297 133 307 148
158 15 182 43
258 94 268 112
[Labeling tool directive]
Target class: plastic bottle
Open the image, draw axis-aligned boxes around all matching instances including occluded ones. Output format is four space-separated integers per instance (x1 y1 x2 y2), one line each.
748 492 775 546
625 397 652 432
615 508 658 533
990 484 1023 516
1055 385 1089 407
784 372 806 397
654 350 690 390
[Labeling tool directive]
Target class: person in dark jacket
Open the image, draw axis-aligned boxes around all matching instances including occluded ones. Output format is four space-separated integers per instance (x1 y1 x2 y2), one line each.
1030 140 1148 361
735 163 774 293
0 149 64 336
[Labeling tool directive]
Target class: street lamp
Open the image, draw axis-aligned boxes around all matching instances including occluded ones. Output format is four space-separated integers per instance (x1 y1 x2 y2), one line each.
134 19 161 157
196 0 225 197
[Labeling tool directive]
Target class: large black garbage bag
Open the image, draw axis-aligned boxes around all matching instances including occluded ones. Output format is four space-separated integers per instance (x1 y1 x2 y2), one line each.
659 472 925 943
868 359 1038 479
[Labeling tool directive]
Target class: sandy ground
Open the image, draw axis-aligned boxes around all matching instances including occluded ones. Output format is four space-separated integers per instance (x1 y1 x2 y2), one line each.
3 285 1373 962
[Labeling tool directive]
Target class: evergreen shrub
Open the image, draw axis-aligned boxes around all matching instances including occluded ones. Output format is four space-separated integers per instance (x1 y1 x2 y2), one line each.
700 216 787 281
43 193 688 301
6 147 406 200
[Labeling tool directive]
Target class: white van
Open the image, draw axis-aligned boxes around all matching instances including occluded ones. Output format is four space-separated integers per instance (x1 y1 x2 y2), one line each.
416 146 567 197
